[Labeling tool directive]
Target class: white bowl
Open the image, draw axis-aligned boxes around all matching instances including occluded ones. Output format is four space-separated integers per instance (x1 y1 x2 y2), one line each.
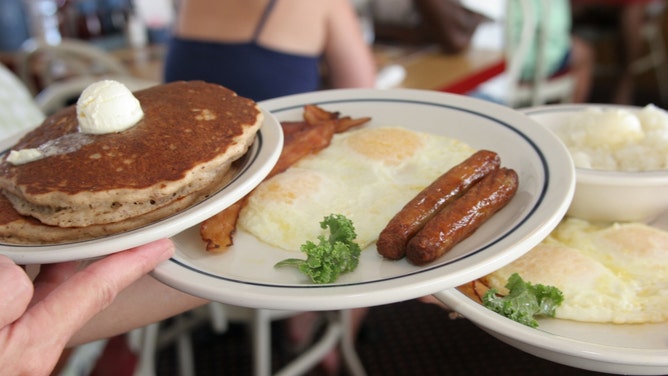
523 104 668 223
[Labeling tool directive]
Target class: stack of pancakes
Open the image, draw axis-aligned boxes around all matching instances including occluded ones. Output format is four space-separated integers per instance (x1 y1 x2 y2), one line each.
0 81 263 244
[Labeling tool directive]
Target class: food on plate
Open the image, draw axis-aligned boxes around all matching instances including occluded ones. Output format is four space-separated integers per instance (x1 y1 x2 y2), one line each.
377 150 501 260
238 126 476 252
201 103 517 269
466 217 668 324
0 80 262 244
7 80 146 166
405 167 518 265
481 273 563 328
302 104 372 134
275 214 361 284
555 104 668 171
199 105 371 251
271 110 371 178
76 80 145 134
268 118 335 179
199 198 246 250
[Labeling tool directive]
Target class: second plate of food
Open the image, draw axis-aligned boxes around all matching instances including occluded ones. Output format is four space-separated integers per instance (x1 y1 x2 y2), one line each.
434 103 668 375
154 88 575 311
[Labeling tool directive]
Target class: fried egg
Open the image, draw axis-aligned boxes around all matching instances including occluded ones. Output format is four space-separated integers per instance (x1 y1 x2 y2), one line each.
238 126 476 251
484 218 668 324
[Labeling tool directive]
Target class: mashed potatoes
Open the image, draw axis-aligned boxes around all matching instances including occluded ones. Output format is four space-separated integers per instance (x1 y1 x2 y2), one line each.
556 104 668 171
484 218 668 324
239 126 476 252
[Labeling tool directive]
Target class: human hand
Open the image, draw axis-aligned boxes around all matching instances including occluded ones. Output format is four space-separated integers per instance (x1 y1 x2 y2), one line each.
0 239 174 376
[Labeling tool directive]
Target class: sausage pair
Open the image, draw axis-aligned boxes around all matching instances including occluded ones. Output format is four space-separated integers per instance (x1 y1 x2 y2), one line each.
376 150 518 265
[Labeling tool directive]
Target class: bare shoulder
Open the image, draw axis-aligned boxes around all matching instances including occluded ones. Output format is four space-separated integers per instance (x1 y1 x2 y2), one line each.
259 0 332 53
275 0 332 19
277 0 356 21
325 0 361 19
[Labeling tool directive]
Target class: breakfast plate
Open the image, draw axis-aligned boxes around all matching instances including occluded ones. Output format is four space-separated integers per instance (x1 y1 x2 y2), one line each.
0 108 283 264
153 88 575 310
435 284 668 375
432 104 668 375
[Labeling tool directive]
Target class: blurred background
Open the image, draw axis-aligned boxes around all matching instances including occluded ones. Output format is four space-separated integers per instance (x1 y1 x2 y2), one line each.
2 0 667 110
1 1 666 375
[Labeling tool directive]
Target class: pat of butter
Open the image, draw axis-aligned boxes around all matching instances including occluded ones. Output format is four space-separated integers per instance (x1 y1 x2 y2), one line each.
6 148 45 165
77 80 144 134
6 80 142 166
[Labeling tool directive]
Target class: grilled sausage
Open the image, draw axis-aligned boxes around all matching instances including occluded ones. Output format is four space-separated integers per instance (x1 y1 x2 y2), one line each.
376 150 501 260
405 167 519 265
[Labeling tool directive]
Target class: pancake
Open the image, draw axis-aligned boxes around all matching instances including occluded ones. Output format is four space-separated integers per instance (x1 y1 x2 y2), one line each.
0 81 262 229
0 159 243 244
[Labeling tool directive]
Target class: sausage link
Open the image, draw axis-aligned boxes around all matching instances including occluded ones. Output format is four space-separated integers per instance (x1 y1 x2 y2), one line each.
376 150 500 260
405 167 519 265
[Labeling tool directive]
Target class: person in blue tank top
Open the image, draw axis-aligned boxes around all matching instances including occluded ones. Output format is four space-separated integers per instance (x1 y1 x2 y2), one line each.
164 0 377 101
164 2 376 374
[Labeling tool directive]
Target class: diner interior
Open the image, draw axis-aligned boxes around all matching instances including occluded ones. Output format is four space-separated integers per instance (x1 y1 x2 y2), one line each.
1 0 667 375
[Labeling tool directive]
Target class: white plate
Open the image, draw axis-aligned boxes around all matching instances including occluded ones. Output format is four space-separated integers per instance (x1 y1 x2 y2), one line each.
0 108 283 264
435 287 668 375
434 104 668 375
153 88 575 311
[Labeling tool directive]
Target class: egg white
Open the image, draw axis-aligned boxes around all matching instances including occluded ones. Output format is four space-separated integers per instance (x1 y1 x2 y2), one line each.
485 218 668 324
238 126 476 252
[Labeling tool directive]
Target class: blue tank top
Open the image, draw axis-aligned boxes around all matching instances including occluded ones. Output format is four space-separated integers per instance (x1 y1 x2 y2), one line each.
163 0 321 102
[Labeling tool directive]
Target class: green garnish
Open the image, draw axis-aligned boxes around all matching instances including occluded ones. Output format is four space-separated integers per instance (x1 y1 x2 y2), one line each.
275 214 361 284
482 273 564 328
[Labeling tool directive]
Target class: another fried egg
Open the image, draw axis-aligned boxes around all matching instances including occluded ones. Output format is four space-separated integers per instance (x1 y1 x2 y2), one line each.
484 218 668 324
238 126 476 251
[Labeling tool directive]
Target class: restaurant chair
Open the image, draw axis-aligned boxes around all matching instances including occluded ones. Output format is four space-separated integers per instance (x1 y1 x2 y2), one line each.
504 0 576 108
13 38 158 115
15 37 131 96
130 304 366 376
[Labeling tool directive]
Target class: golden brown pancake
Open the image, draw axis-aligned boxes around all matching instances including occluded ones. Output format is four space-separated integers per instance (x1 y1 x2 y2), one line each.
0 80 262 237
0 159 243 244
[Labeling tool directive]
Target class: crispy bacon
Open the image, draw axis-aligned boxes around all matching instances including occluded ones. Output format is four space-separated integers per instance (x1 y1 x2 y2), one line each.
200 198 245 251
267 121 335 179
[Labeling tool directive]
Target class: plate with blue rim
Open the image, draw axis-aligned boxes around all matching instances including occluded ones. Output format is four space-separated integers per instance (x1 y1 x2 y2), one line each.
0 108 282 264
434 104 668 375
154 88 575 311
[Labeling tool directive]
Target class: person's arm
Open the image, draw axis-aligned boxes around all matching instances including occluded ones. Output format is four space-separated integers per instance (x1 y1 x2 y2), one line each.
0 239 174 375
322 0 377 89
68 273 208 346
